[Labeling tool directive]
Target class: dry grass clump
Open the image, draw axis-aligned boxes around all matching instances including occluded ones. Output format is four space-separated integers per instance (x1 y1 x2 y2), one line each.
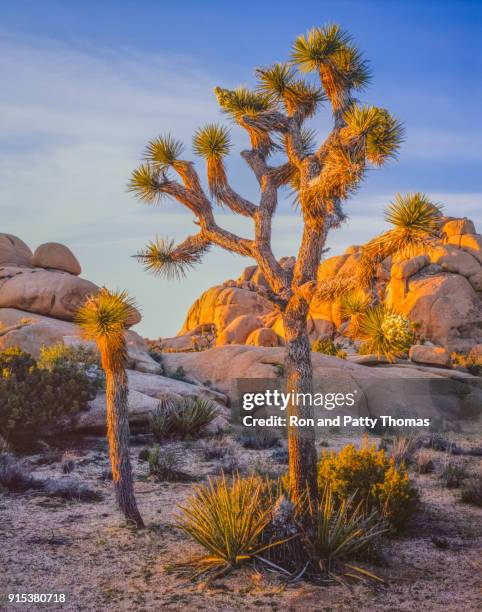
0 454 35 492
439 459 468 489
147 444 192 482
237 425 281 450
413 448 435 474
460 473 482 507
198 435 236 461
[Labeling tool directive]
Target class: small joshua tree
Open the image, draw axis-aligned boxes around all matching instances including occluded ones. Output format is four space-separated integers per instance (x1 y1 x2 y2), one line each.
76 288 144 528
129 24 404 505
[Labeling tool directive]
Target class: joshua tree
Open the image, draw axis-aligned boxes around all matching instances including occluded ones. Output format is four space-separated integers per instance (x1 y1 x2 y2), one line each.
76 288 144 528
129 25 403 505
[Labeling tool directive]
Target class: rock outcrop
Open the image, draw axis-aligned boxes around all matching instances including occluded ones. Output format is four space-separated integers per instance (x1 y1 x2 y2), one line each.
32 242 82 276
164 216 482 354
162 346 482 428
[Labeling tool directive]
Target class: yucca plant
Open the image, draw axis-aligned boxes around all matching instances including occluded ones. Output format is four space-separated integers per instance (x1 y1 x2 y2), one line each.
302 484 387 583
356 305 414 361
339 289 371 337
173 473 286 578
150 395 217 439
170 397 218 437
359 193 443 284
75 288 144 528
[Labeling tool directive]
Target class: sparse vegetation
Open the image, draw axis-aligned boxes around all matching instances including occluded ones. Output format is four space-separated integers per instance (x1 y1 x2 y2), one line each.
237 425 281 450
198 435 235 461
0 347 96 446
414 448 435 474
439 459 468 488
451 350 482 376
302 484 387 583
150 396 217 440
312 338 347 359
173 473 282 578
147 445 191 482
317 439 418 527
460 474 482 507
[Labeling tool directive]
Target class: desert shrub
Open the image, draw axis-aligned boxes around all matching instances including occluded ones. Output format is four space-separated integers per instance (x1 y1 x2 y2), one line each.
41 476 103 502
199 435 235 461
38 342 105 390
237 425 281 450
460 474 482 506
61 452 77 474
147 444 191 482
451 351 482 376
356 306 414 360
173 473 282 578
168 365 190 382
150 395 217 440
0 454 36 492
0 347 96 445
389 435 418 466
317 439 418 528
302 484 387 583
148 347 164 365
413 448 435 474
312 338 347 359
439 459 468 488
271 448 289 464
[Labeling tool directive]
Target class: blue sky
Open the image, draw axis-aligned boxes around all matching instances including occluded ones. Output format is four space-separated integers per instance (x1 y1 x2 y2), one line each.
1 1 481 337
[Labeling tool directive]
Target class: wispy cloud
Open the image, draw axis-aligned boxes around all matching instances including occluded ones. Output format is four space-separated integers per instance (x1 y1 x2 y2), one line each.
0 33 479 337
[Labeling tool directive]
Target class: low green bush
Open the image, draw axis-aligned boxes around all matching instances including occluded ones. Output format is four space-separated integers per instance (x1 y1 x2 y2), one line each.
312 338 347 359
317 438 418 528
0 347 96 446
38 342 105 390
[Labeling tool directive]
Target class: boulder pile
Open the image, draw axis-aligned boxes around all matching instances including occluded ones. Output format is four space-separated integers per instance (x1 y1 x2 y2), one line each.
161 217 482 357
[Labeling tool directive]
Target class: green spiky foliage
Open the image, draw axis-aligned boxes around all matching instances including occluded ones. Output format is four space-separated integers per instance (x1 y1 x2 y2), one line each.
214 86 273 149
343 105 404 166
173 473 286 579
128 163 164 203
193 124 232 196
360 193 443 284
75 288 138 370
339 289 371 337
135 236 210 281
291 24 371 110
356 305 414 361
303 484 387 583
145 134 184 171
256 63 325 116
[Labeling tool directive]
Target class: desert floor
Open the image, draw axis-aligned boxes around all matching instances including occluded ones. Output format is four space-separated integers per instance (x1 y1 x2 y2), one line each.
1 430 481 612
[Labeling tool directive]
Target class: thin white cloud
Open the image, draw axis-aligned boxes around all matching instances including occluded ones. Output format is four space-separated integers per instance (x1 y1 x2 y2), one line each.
0 34 480 337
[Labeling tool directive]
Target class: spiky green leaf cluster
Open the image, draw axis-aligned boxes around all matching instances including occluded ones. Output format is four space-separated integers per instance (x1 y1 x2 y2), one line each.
214 86 271 119
145 134 184 170
135 236 209 280
360 193 443 283
304 484 387 582
173 473 284 578
128 164 164 203
385 192 442 232
356 305 414 361
192 124 232 160
343 105 404 165
75 289 138 343
256 63 297 100
291 24 370 108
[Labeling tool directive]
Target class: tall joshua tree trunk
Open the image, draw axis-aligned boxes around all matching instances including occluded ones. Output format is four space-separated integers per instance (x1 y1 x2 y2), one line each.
105 366 144 528
76 288 144 528
130 25 403 512
283 296 318 506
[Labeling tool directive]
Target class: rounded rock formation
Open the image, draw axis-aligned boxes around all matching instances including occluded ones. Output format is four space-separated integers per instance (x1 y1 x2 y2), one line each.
0 234 32 267
32 242 82 275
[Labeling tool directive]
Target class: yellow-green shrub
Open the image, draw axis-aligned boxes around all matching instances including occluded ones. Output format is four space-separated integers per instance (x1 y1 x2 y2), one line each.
317 439 418 528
